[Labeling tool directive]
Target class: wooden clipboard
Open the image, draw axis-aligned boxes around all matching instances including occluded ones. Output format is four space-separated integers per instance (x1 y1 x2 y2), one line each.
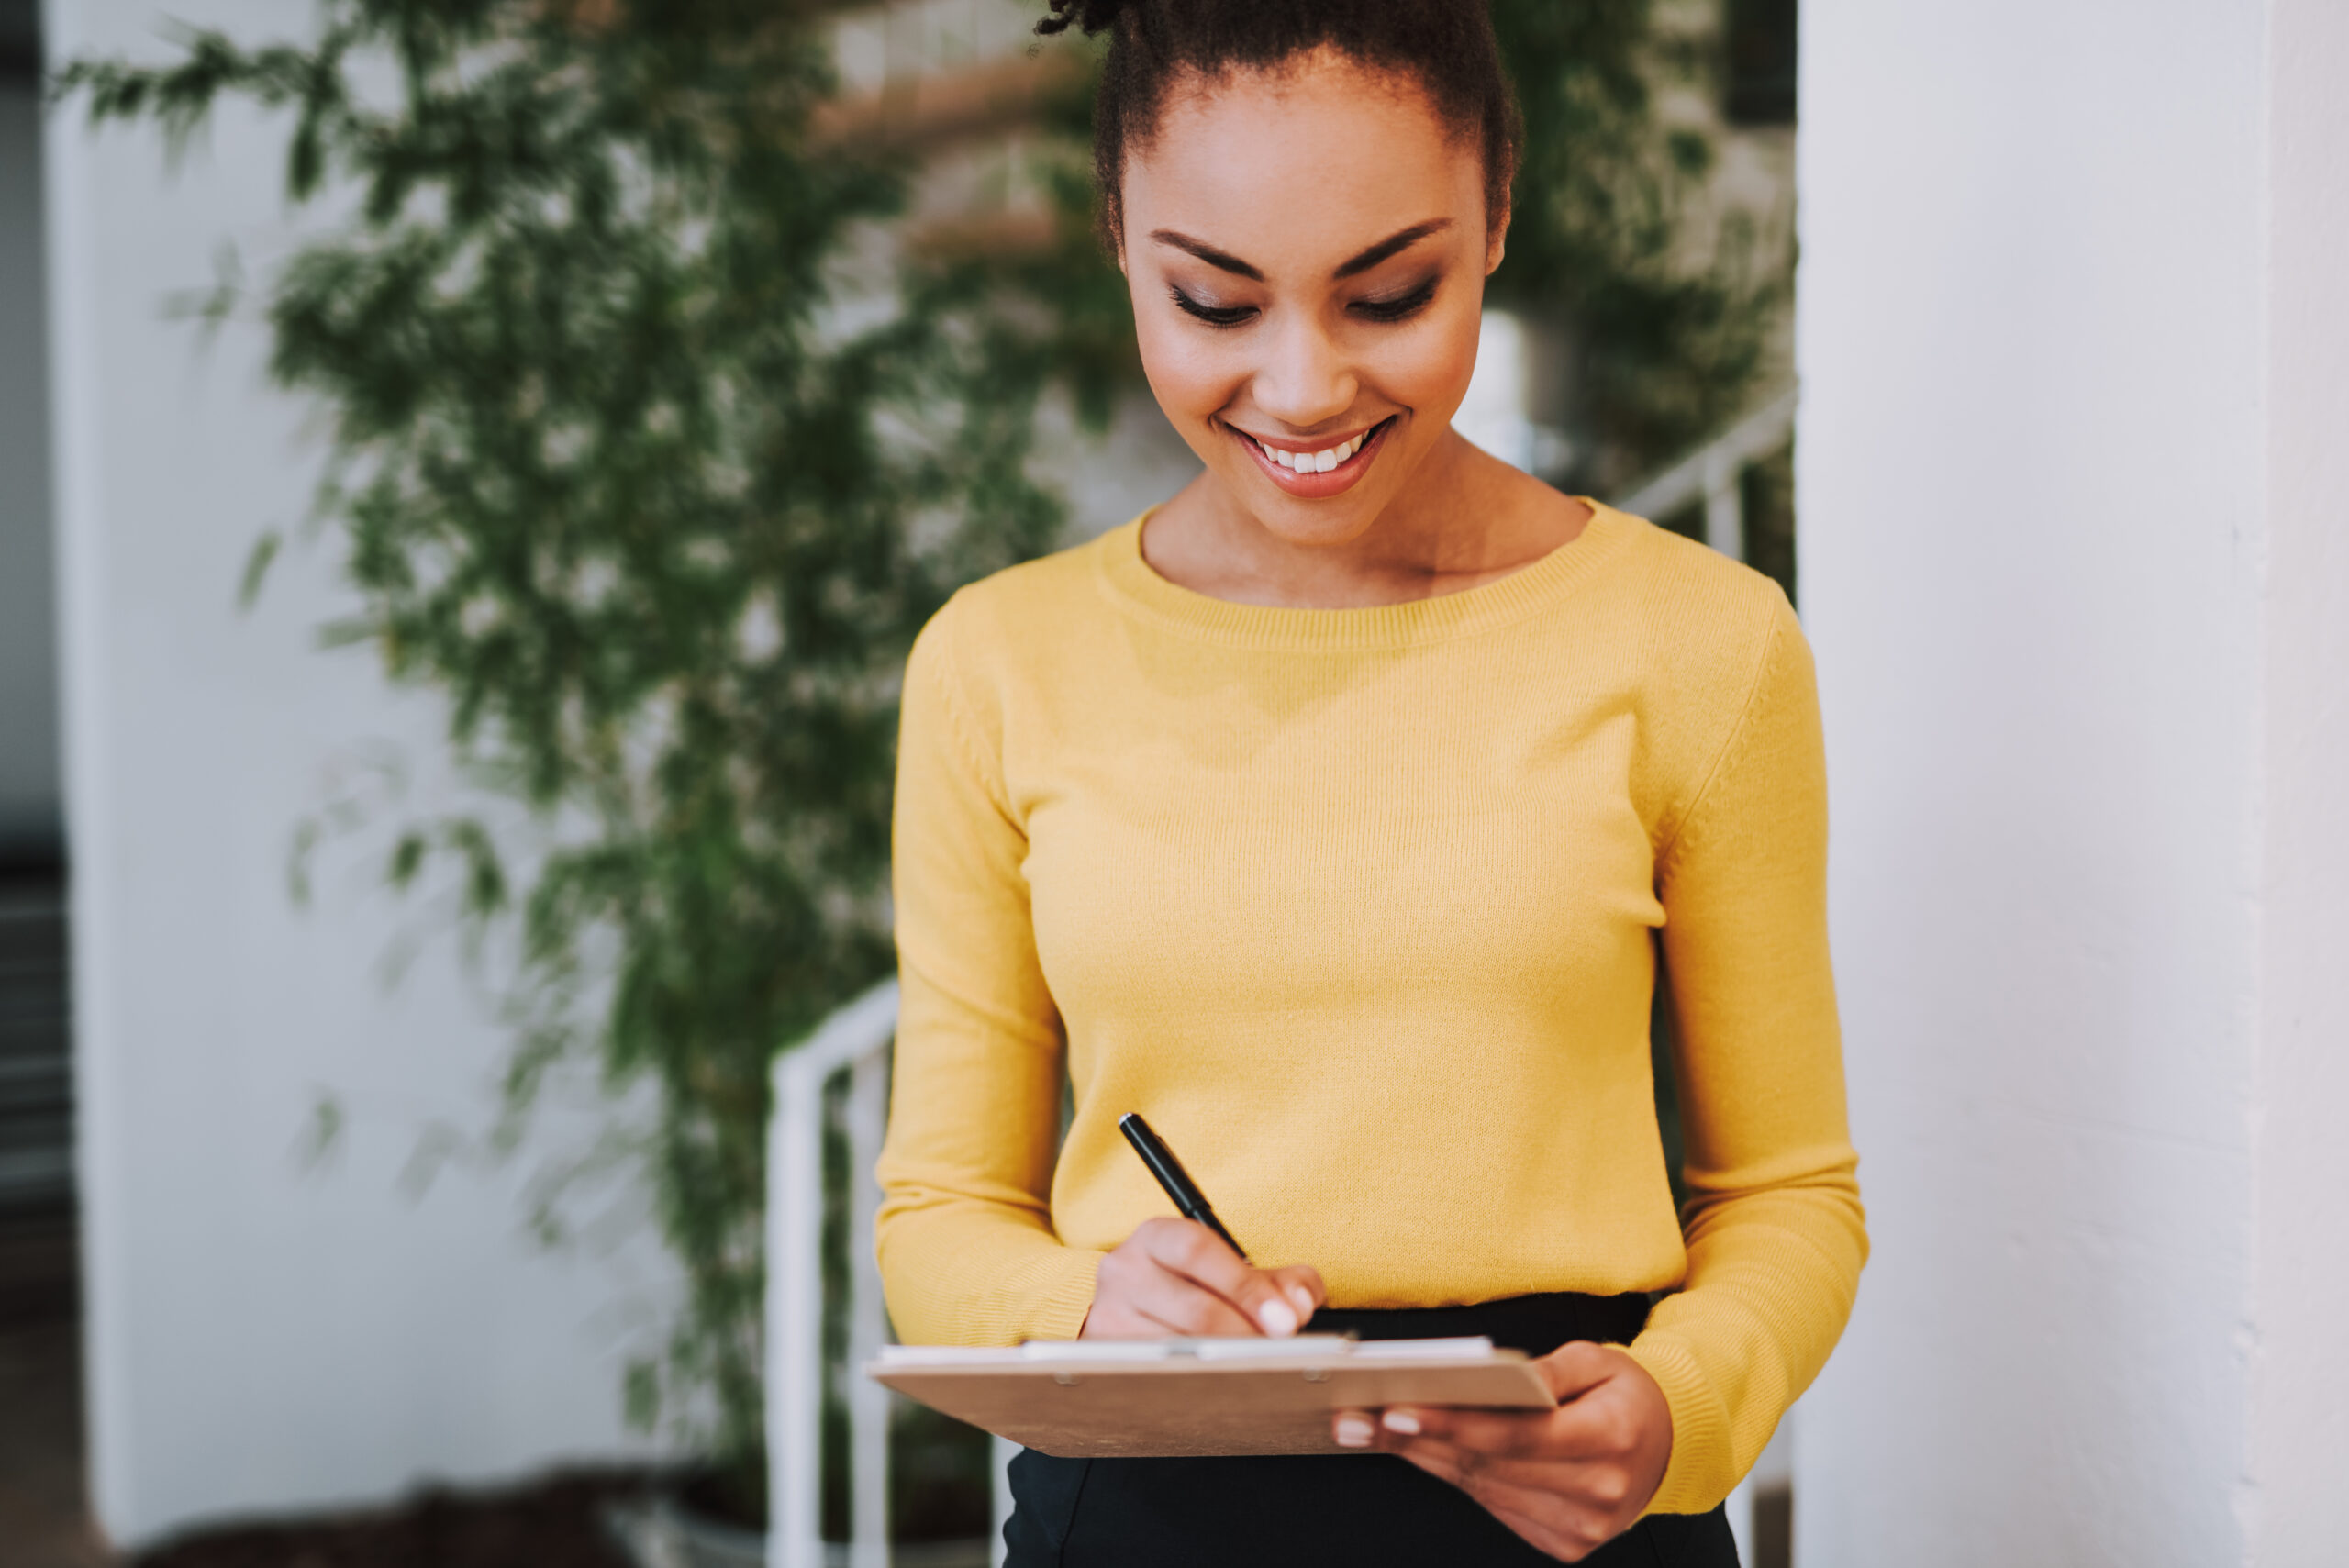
866 1336 1554 1459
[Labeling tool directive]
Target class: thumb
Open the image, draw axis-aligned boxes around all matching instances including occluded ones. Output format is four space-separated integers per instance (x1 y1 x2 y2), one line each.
1266 1264 1327 1324
1221 1266 1311 1336
1539 1340 1624 1403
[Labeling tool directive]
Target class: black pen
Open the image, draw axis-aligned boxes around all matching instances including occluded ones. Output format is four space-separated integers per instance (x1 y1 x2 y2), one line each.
1119 1112 1250 1262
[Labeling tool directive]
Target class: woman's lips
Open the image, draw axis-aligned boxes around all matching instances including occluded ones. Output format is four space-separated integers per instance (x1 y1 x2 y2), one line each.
1228 417 1397 498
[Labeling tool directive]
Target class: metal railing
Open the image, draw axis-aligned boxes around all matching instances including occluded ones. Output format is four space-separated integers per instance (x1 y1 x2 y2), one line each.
0 881 73 1207
1613 384 1798 563
767 979 901 1568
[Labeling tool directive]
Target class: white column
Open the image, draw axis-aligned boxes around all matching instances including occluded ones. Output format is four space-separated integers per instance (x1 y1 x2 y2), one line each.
2247 0 2349 1559
1798 2 2348 1563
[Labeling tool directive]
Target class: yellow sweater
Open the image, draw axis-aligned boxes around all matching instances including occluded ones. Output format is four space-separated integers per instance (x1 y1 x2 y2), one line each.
875 502 1865 1514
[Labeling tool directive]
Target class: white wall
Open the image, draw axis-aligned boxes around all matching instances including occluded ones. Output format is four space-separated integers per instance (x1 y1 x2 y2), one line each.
2248 1 2349 1557
1 76 61 851
46 0 669 1547
1798 2 2347 1563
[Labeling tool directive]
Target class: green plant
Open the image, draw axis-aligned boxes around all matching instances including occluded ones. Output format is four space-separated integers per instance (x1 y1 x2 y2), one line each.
60 0 1079 1515
1490 0 1785 493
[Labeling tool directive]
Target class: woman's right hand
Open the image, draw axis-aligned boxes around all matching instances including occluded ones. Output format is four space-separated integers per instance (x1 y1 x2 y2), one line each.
1080 1218 1328 1340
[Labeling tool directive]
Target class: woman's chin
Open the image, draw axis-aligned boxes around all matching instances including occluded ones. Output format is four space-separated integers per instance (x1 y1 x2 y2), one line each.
1233 490 1388 550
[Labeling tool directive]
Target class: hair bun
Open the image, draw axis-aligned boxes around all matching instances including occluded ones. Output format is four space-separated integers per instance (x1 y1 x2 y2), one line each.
1036 0 1126 38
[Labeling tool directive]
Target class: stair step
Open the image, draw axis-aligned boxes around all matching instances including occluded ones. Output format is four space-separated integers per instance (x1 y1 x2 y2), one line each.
0 878 71 1205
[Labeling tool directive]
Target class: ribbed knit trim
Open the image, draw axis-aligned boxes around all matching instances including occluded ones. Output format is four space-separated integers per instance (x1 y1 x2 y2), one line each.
1027 1248 1106 1342
1624 1332 1734 1517
1091 500 1637 651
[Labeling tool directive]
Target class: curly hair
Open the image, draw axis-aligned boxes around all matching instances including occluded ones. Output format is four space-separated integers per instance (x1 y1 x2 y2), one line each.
1037 0 1521 250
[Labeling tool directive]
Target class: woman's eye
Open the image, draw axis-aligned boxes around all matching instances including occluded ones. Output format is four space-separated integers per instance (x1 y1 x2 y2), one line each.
1170 287 1257 328
1352 278 1440 323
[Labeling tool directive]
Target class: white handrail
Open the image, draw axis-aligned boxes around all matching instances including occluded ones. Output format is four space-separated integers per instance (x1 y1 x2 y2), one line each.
768 979 902 1568
1612 384 1798 562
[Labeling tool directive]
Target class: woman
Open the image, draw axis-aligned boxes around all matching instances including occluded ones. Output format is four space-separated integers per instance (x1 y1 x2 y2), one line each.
875 2 1865 1562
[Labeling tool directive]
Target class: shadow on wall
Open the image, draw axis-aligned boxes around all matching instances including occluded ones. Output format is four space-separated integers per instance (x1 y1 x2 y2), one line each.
0 26 83 1559
1 31 61 869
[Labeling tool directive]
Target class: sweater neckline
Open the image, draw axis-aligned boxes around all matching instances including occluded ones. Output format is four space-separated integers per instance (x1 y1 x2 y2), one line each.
1092 497 1635 651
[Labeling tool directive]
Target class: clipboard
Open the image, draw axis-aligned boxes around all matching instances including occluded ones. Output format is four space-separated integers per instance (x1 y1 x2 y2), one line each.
866 1336 1555 1459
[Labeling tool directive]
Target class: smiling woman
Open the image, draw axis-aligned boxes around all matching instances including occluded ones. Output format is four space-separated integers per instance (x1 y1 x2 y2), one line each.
874 5 1865 1566
1109 24 1594 605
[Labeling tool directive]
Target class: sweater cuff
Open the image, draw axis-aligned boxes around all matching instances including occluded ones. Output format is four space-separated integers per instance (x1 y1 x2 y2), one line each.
1023 1247 1106 1342
1622 1331 1732 1516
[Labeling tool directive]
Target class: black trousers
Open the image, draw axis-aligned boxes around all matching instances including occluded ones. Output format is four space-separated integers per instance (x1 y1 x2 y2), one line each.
1003 1292 1739 1568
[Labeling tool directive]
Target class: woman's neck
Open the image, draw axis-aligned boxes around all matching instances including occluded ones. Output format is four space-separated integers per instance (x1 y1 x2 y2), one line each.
1141 430 1594 611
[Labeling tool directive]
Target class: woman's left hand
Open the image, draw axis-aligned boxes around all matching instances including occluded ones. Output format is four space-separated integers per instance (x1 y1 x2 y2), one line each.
1331 1341 1673 1564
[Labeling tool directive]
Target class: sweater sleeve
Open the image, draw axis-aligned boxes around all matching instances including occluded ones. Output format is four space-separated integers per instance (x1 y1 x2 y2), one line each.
1624 590 1869 1515
873 598 1103 1346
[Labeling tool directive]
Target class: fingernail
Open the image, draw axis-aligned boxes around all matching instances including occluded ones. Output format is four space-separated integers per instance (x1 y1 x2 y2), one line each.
1382 1410 1420 1435
1286 1285 1315 1318
1334 1417 1373 1448
1258 1297 1298 1336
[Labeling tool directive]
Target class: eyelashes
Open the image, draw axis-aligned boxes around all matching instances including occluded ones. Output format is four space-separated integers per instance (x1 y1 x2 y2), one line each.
1169 288 1256 328
1351 277 1439 323
1168 276 1441 329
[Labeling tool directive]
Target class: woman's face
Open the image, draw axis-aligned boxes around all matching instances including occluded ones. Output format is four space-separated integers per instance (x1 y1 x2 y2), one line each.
1119 51 1501 550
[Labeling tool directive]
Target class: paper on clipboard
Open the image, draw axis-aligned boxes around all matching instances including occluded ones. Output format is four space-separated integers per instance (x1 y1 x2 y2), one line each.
867 1336 1556 1459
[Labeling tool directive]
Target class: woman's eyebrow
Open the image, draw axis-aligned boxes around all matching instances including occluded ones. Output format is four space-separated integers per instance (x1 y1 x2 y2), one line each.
1149 230 1264 280
1331 219 1453 279
1148 217 1454 284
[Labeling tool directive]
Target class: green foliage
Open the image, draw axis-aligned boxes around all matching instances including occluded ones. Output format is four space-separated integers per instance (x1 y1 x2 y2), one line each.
1488 0 1785 491
60 0 1072 1502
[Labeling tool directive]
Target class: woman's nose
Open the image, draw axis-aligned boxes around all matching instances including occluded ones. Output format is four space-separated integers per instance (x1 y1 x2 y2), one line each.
1252 312 1358 432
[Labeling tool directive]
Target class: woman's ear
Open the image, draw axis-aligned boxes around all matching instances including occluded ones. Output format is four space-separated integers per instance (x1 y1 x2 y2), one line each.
1485 201 1510 276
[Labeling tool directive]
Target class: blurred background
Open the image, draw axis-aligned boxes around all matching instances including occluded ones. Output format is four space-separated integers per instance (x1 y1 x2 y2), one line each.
6 0 2345 1565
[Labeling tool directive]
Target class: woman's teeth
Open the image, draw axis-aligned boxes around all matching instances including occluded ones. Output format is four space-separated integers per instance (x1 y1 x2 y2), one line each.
1257 430 1366 473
